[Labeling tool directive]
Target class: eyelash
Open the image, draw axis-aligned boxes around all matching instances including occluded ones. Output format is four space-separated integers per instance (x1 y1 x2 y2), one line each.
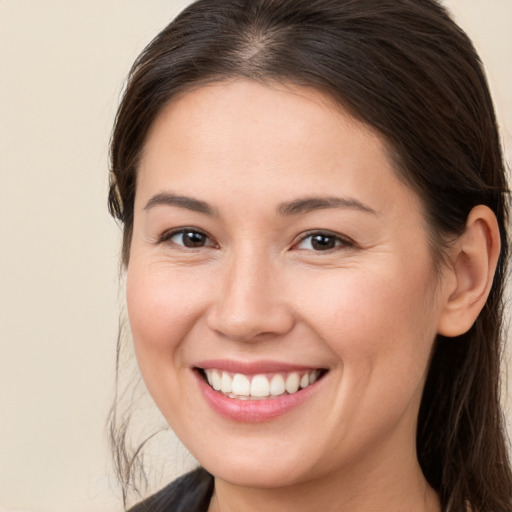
158 228 217 249
293 230 355 252
158 228 355 252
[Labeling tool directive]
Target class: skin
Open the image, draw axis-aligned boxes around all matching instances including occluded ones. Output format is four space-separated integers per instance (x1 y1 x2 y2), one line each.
126 79 499 512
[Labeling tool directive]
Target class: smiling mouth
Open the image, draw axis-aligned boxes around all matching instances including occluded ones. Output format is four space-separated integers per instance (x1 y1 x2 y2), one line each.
196 368 328 400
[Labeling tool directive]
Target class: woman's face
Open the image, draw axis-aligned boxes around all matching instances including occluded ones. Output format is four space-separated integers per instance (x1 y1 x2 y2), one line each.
127 80 451 488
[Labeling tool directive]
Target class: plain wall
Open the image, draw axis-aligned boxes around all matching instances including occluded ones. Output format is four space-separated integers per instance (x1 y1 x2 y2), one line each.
0 1 510 511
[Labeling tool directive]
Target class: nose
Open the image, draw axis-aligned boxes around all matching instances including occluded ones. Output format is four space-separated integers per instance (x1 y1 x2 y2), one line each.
206 251 295 342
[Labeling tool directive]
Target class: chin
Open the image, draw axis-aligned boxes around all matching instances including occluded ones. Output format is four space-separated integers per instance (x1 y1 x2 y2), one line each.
206 461 307 489
195 441 323 489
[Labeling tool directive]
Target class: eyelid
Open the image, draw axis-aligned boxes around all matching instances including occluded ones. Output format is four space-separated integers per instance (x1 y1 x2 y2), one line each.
156 227 354 251
292 230 356 251
158 227 217 248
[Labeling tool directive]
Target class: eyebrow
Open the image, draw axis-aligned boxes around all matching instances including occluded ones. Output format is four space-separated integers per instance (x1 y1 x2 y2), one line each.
144 192 377 217
278 196 378 216
144 192 217 216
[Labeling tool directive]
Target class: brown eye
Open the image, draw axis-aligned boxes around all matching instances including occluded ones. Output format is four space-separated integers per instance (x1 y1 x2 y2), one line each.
295 231 354 252
183 231 207 247
164 229 214 248
310 234 337 250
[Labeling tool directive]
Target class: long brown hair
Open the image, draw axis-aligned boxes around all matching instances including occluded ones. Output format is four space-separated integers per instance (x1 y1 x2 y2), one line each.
108 1 511 510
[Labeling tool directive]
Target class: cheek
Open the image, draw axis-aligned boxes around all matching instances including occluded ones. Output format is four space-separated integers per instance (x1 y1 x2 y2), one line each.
292 264 439 447
125 261 215 420
126 261 208 359
292 261 438 374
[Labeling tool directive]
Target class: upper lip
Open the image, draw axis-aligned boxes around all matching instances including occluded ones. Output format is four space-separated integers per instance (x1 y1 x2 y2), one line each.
194 359 327 374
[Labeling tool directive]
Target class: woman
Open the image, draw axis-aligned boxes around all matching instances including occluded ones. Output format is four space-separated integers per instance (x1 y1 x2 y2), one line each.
108 0 512 511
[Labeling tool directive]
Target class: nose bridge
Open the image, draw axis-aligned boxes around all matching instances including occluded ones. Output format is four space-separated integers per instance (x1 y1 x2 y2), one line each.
207 243 293 341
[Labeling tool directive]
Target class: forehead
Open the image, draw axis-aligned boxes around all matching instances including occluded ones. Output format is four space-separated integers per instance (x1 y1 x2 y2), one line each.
137 79 420 219
144 79 374 155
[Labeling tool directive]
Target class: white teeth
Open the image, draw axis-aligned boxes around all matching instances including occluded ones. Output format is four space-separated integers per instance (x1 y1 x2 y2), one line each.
250 375 270 397
270 374 286 396
211 370 221 391
220 372 232 393
203 369 322 399
285 372 300 394
232 373 251 396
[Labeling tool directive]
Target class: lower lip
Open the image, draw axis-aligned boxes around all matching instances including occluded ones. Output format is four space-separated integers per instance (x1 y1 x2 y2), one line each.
194 371 324 423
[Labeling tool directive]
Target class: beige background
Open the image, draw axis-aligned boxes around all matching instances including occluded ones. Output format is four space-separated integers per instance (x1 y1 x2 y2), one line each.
0 1 510 511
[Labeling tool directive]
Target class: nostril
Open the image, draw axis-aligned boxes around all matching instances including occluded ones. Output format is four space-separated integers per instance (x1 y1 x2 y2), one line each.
206 304 295 342
205 269 295 341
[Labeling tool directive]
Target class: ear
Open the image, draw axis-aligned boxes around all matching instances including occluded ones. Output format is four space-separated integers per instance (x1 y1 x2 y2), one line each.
437 205 501 337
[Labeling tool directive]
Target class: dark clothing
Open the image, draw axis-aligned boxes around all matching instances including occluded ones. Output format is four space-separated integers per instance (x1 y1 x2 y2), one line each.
128 467 214 512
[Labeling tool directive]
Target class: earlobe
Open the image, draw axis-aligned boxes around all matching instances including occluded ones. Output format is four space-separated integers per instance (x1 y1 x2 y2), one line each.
437 205 501 337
